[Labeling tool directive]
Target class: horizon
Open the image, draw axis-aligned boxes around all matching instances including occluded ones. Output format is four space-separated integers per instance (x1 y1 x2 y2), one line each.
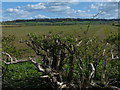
1 2 119 21
2 17 120 22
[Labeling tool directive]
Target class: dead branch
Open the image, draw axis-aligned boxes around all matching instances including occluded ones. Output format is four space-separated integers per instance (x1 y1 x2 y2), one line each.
111 49 120 60
102 43 109 56
1 52 45 73
2 52 13 62
1 52 70 89
89 63 95 84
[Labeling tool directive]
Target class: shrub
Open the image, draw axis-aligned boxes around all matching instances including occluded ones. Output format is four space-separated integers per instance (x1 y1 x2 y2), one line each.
2 32 120 89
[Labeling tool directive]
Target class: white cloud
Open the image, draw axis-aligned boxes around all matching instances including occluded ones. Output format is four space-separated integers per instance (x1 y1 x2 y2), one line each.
35 14 48 18
7 8 29 15
14 2 73 14
2 17 10 21
26 3 46 10
7 8 19 12
43 2 73 13
2 2 119 21
48 6 70 12
20 2 78 15
3 8 31 21
3 2 95 20
76 10 86 13
90 4 98 9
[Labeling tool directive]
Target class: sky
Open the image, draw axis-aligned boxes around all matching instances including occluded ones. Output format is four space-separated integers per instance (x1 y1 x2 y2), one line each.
1 2 119 21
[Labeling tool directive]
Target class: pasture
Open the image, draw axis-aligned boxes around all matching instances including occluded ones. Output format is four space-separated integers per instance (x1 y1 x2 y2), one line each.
2 24 118 39
2 24 118 56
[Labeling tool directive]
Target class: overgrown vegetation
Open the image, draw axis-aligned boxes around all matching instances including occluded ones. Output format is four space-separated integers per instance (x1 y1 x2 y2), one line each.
2 30 120 89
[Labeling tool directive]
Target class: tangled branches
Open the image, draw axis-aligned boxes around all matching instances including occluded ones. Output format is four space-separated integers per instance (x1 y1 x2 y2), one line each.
1 33 120 90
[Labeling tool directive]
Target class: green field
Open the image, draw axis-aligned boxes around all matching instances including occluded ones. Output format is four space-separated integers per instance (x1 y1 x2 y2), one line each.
2 24 118 39
2 24 118 57
2 24 118 53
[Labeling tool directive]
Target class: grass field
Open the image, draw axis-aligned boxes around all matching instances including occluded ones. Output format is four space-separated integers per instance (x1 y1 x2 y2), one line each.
2 24 118 39
2 24 118 52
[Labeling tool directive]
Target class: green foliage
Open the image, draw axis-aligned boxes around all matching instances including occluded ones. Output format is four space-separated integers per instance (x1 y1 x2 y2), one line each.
2 32 120 89
106 32 120 45
2 35 28 58
2 62 47 90
23 33 119 86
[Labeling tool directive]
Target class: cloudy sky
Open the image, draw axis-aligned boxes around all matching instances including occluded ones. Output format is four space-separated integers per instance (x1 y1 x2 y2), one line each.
1 2 119 21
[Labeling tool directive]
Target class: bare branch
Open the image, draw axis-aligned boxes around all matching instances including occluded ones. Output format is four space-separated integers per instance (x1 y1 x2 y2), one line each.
89 63 95 83
2 52 13 62
102 43 109 56
1 52 45 73
111 86 120 90
111 49 120 60
58 84 67 90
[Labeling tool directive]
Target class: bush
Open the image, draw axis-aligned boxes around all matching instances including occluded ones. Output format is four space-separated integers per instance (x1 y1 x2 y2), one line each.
2 32 120 89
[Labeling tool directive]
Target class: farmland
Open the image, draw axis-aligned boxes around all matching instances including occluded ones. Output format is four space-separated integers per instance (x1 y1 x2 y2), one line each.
2 24 118 53
2 24 118 39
